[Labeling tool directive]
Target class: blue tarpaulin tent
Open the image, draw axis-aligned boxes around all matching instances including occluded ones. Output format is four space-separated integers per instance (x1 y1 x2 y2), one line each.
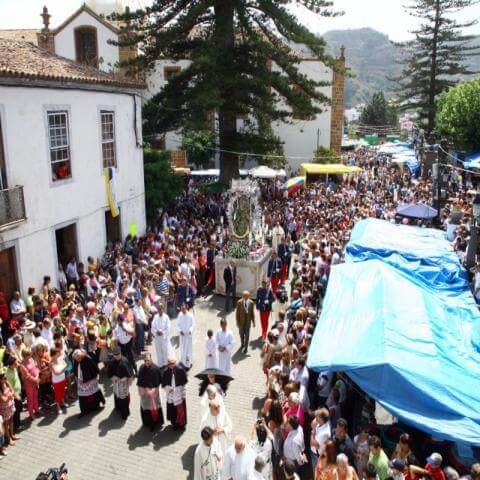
464 152 480 169
308 218 480 444
307 260 480 445
345 218 469 291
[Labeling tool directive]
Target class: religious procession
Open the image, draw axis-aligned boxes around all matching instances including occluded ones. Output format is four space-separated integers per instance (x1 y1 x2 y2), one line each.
1 0 480 479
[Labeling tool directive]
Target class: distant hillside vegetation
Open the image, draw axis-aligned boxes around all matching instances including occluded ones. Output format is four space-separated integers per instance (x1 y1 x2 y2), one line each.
323 27 480 108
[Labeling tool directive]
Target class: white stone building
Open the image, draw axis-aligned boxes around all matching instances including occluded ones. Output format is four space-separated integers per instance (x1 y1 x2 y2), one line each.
3 3 345 174
0 38 145 297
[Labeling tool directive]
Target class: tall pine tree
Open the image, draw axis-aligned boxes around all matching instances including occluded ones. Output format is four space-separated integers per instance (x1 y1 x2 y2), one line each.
113 1 341 185
393 0 480 134
359 92 398 126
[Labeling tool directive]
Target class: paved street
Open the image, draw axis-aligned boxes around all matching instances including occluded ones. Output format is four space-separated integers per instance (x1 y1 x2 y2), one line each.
0 295 267 479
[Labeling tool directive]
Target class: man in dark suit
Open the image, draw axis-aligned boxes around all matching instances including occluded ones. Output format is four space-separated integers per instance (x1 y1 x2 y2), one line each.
223 260 237 312
267 251 283 298
256 280 275 340
235 290 255 353
277 236 291 283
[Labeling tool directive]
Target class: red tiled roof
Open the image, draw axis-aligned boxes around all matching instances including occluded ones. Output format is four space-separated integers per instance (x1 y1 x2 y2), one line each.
0 38 144 90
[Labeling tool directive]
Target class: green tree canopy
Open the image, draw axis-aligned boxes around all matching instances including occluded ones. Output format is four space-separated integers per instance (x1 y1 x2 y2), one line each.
143 148 184 220
313 145 338 163
113 1 341 185
359 91 398 126
181 130 215 168
392 0 480 134
436 78 480 153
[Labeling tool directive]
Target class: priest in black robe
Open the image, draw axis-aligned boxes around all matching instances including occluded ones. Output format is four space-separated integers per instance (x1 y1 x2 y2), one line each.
107 346 134 420
137 353 164 430
161 356 188 429
72 349 105 417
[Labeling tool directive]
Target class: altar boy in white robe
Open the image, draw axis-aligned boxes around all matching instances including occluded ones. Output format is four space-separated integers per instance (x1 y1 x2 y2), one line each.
205 329 218 369
215 319 233 375
177 303 195 369
151 305 171 367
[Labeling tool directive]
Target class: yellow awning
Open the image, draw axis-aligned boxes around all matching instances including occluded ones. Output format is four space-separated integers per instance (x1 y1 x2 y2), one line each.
300 163 363 176
174 167 191 175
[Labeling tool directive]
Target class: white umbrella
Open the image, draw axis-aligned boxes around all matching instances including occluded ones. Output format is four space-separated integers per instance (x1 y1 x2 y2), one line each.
249 166 282 178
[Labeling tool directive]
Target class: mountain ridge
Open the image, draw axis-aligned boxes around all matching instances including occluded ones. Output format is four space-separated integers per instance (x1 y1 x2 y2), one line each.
322 27 480 108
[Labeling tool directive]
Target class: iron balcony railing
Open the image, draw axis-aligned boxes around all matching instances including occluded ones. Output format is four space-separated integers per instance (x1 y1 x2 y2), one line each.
0 185 26 229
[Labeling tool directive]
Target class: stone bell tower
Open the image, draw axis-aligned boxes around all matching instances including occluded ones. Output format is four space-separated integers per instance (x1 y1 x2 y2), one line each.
330 46 346 155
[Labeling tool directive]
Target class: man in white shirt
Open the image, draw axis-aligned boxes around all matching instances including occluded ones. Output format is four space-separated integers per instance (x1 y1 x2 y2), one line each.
41 317 55 349
310 408 332 471
289 358 309 388
316 370 334 406
215 319 233 375
222 436 255 480
133 297 149 355
177 304 194 369
10 291 26 318
271 221 285 251
194 426 223 480
283 416 306 475
151 305 171 368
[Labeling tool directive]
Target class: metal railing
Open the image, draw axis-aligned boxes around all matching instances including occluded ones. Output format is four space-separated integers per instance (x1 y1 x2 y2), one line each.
0 185 26 228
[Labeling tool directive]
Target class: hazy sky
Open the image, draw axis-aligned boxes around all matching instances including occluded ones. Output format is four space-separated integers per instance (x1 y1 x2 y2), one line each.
0 0 479 42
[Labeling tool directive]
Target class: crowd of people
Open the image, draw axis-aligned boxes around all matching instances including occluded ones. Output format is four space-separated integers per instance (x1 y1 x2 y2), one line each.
0 146 478 480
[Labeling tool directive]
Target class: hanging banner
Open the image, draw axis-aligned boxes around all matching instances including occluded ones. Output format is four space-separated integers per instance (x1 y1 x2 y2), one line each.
129 221 138 238
104 167 119 218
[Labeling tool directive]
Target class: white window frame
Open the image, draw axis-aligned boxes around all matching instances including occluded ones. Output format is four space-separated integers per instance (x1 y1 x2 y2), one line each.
46 110 72 183
100 110 117 169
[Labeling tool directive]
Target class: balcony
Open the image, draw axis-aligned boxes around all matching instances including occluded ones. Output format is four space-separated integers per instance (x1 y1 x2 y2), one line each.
0 185 26 230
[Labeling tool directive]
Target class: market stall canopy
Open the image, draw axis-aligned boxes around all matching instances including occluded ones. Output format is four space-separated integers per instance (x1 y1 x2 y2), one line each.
189 169 249 176
464 152 480 169
300 163 363 176
396 203 438 220
345 218 469 291
174 167 191 175
249 166 286 178
307 259 480 445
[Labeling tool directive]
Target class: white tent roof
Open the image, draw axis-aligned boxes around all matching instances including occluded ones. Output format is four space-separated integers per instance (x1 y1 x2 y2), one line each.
249 166 286 178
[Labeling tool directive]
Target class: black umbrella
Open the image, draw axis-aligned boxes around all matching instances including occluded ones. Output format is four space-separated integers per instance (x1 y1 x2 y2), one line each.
195 368 234 396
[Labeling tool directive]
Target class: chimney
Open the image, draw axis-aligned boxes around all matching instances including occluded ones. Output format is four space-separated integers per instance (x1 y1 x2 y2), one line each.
37 6 55 53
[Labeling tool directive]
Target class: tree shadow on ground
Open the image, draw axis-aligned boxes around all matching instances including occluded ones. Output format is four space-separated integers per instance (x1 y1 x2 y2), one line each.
58 407 103 438
98 408 127 437
181 443 197 480
202 294 228 314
